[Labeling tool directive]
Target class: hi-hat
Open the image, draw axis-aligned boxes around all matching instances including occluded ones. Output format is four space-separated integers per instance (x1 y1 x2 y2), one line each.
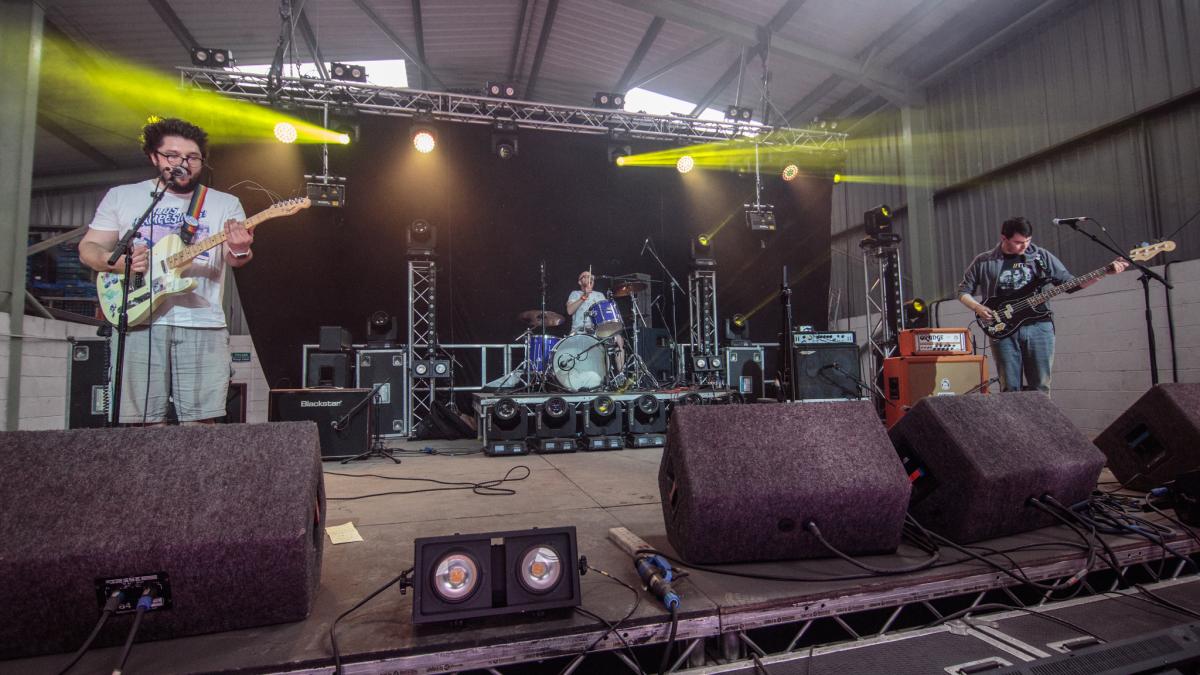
610 281 648 298
519 309 566 327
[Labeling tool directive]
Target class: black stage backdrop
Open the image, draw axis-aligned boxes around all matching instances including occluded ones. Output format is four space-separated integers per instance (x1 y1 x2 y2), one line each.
210 116 833 392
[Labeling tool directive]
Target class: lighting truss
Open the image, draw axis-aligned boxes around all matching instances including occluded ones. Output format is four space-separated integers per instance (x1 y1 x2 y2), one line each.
179 68 848 149
407 259 437 437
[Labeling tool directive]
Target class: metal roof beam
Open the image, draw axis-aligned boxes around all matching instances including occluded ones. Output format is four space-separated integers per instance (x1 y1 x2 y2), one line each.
347 0 445 90
614 16 664 94
605 0 916 105
145 0 198 52
295 10 328 79
410 0 426 90
36 114 119 170
506 0 530 82
627 36 721 92
524 0 559 101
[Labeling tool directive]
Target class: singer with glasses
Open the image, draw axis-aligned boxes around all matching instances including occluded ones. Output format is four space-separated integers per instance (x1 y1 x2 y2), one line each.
957 216 1127 393
78 117 253 424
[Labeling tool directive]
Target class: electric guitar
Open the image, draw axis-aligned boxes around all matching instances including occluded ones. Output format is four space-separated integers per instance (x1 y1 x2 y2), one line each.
97 197 311 327
979 240 1175 340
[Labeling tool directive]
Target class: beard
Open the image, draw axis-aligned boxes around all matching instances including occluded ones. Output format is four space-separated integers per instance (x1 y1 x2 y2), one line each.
163 168 199 194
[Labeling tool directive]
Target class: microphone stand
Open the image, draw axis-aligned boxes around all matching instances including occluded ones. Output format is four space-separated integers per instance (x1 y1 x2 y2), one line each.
107 179 169 426
1059 221 1172 385
778 265 794 402
643 239 683 382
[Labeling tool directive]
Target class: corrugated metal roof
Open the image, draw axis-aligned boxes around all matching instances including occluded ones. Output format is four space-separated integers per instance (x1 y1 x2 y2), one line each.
30 0 1071 177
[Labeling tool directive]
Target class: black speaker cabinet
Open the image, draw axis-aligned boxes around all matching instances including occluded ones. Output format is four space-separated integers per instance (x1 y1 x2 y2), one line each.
66 337 109 429
305 352 353 388
355 348 408 437
0 423 324 659
792 344 863 400
1095 384 1200 492
660 401 909 564
724 346 764 401
269 388 371 459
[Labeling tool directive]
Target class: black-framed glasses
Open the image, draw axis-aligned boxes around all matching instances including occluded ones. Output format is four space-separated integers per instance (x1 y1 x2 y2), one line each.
156 151 204 166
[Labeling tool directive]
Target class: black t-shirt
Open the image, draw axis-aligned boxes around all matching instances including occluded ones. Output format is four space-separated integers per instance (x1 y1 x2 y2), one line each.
997 253 1051 322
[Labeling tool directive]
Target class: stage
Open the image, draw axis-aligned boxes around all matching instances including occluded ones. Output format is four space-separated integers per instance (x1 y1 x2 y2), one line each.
5 441 1199 675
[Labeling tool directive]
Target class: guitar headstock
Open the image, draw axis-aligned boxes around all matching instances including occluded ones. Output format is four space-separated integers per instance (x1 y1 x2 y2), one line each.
266 197 312 217
1128 240 1175 262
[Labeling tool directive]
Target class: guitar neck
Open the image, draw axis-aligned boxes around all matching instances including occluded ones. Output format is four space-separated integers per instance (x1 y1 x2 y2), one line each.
165 211 270 268
1027 265 1110 307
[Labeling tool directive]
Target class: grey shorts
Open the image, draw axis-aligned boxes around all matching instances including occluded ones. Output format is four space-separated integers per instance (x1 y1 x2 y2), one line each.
111 325 230 423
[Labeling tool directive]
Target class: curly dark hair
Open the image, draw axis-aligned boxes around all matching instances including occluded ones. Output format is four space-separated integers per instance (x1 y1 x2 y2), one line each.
141 117 208 157
1001 216 1033 238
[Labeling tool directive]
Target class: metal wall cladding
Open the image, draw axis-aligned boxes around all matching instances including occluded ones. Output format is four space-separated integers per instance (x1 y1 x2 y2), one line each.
29 188 106 229
832 0 1200 303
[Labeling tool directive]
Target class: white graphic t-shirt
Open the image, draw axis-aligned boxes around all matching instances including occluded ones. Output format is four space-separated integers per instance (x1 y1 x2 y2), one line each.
89 179 246 327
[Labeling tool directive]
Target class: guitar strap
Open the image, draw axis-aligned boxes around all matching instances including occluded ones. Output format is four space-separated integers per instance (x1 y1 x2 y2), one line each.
179 184 209 245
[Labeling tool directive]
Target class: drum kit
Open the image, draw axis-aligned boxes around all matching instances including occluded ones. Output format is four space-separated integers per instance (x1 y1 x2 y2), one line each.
508 274 660 394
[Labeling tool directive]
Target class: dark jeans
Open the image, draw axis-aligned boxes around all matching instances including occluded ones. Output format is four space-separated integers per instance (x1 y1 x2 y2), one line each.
990 320 1055 393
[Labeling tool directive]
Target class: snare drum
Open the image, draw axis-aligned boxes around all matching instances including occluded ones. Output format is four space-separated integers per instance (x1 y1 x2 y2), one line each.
549 333 608 391
587 299 624 338
527 334 561 372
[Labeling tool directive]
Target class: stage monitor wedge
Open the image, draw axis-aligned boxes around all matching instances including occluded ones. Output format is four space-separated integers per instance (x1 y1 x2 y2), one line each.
1094 383 1200 492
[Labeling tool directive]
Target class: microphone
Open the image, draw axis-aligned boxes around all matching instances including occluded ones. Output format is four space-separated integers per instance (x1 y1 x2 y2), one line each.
1053 216 1088 225
166 165 188 183
640 238 650 256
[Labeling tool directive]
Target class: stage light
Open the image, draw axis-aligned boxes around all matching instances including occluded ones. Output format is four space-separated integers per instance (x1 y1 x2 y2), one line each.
494 397 520 421
593 91 625 109
412 127 437 154
608 144 632 165
273 122 298 144
781 164 799 181
190 47 233 68
634 394 659 416
330 62 367 82
864 204 893 237
725 314 750 342
485 81 518 98
725 105 753 122
676 155 695 174
677 391 704 405
590 395 616 419
535 397 577 452
691 234 715 267
834 173 843 184
366 310 398 347
543 396 569 420
305 174 347 208
904 298 929 329
412 527 581 624
491 119 518 159
744 203 777 231
407 218 436 256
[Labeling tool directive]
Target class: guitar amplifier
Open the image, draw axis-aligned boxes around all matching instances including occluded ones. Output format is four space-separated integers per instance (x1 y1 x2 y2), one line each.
269 388 372 459
898 328 972 356
883 355 988 428
791 342 864 401
356 349 408 437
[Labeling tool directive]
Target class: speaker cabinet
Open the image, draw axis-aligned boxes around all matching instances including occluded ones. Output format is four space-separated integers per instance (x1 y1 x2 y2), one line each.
660 401 910 564
305 352 353 388
792 344 863 400
66 337 109 429
724 346 764 402
269 388 371 459
883 355 987 428
1095 384 1200 491
0 423 324 659
889 392 1104 543
356 348 408 437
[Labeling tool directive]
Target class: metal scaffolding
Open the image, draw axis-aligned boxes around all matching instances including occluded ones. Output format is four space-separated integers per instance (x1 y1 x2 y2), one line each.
178 68 848 149
407 259 437 437
860 236 905 408
687 269 719 365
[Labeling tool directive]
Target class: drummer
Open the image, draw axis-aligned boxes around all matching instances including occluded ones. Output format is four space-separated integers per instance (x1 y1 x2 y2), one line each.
566 270 625 371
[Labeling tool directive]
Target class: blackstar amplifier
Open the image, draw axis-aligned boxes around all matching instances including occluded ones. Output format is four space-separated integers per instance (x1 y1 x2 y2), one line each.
269 388 372 459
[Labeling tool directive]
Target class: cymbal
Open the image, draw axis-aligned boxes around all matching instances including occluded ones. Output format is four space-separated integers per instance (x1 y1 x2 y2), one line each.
610 281 648 297
519 309 566 327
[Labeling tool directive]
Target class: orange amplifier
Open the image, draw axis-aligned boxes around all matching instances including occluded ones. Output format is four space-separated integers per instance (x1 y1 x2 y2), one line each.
883 355 988 428
898 328 972 356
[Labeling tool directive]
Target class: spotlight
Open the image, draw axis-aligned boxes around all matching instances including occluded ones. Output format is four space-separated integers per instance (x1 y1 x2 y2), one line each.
904 298 929 329
412 359 450 378
190 47 233 68
781 164 799 181
535 397 577 453
725 105 754 122
491 120 518 160
690 353 721 374
485 81 518 98
725 314 750 343
864 204 893 237
583 396 623 446
592 91 625 109
407 218 436 256
691 234 715 267
608 144 632 165
676 155 695 174
833 173 843 184
366 310 398 347
412 526 582 624
330 62 367 82
744 203 777 231
677 391 704 405
412 127 437 154
627 394 666 446
485 398 528 455
273 122 298 144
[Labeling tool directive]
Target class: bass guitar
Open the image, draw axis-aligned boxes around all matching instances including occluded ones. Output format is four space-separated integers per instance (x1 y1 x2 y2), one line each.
97 197 310 327
979 240 1174 340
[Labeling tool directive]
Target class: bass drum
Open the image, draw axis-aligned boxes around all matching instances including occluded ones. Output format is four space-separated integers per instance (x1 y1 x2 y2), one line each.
550 334 609 392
